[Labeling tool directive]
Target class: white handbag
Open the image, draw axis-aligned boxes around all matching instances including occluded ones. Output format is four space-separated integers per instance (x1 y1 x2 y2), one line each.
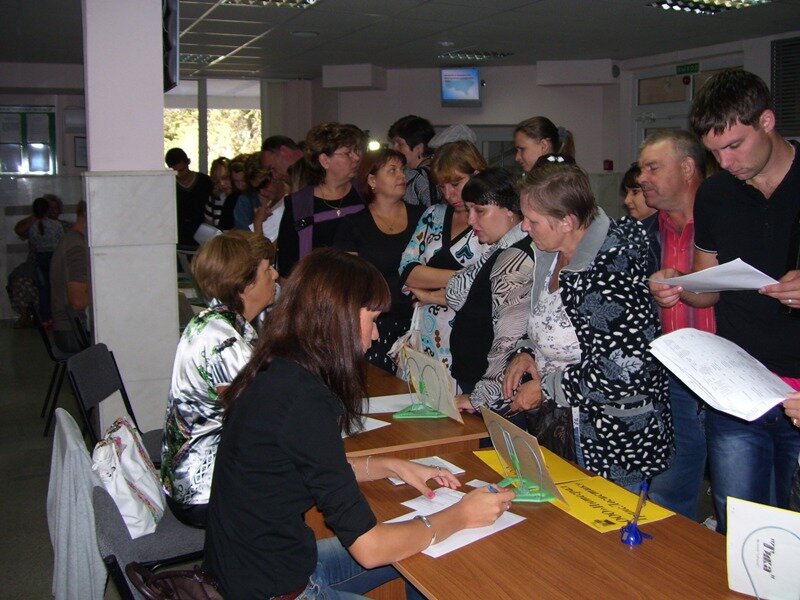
388 305 423 382
92 417 165 539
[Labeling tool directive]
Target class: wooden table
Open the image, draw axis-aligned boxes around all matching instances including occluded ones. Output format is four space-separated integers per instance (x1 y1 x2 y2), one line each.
351 366 489 460
360 450 741 600
309 367 488 541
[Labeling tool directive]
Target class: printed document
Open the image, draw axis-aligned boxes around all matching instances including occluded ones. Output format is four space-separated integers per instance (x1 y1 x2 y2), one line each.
652 258 777 293
386 487 525 557
649 329 794 421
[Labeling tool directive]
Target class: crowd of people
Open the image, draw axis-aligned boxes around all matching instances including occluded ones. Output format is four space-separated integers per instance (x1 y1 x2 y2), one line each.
136 69 800 598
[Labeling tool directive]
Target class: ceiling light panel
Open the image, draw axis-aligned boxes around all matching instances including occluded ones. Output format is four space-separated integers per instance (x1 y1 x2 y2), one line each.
648 0 770 15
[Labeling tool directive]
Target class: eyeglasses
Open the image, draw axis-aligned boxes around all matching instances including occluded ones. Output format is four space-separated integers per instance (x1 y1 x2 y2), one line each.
331 148 360 160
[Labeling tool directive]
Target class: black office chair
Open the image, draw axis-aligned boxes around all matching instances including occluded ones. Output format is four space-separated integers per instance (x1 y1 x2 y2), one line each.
33 306 74 436
66 343 163 467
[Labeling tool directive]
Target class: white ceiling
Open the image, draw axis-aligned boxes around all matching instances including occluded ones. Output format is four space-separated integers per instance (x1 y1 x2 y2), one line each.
3 0 800 82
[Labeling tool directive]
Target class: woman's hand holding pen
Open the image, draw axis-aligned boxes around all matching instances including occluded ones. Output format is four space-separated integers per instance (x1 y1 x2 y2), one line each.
453 485 516 529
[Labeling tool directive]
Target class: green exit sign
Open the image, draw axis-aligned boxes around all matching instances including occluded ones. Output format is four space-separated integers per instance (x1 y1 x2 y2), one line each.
676 63 700 75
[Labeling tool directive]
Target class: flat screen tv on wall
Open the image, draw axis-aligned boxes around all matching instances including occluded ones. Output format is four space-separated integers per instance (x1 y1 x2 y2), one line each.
440 67 482 108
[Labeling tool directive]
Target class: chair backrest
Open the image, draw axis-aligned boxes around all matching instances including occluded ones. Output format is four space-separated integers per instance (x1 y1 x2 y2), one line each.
67 343 140 445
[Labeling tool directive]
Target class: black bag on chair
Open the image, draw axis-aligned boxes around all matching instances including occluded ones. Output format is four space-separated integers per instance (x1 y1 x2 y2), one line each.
125 562 223 600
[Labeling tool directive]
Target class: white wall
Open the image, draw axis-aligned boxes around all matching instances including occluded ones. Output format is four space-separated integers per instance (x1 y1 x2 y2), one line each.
334 65 613 172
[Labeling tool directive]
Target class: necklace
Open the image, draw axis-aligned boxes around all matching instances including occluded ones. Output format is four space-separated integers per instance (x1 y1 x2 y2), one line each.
371 205 405 233
320 198 342 217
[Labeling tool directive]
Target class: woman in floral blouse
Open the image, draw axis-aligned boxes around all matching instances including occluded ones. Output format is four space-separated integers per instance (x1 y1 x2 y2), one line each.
398 140 487 380
503 163 674 489
161 230 277 527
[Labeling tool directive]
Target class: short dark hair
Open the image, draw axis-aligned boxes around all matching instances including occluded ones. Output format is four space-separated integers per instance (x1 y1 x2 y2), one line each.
261 135 300 153
519 163 598 229
356 148 407 204
388 115 435 156
461 167 521 215
164 147 188 167
640 129 706 177
620 163 641 195
689 69 772 137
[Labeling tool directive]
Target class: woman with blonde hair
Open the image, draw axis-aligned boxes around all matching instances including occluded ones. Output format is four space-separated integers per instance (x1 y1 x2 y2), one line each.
161 230 278 528
398 140 488 376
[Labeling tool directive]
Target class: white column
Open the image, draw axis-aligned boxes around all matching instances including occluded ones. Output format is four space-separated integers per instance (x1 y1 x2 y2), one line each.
82 0 178 432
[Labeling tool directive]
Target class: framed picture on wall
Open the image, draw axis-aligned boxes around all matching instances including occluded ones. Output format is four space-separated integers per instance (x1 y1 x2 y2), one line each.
74 136 87 168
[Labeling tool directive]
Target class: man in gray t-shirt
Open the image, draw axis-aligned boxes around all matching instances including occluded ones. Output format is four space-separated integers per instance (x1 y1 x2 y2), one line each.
50 200 89 353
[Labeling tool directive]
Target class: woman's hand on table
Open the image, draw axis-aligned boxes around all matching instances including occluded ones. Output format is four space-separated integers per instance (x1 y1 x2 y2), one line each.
455 394 474 413
383 457 462 498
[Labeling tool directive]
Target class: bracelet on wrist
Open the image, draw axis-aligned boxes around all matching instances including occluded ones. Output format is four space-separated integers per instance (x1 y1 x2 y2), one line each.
414 514 437 547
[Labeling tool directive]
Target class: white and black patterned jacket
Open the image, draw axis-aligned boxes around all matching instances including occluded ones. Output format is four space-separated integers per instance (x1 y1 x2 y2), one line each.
528 210 674 485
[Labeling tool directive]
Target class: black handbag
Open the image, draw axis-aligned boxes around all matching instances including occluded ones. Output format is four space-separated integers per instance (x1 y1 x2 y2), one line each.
125 562 223 600
524 400 576 462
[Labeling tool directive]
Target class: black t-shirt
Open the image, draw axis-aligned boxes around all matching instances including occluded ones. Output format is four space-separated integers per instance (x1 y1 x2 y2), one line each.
333 203 424 320
276 186 364 277
176 173 213 248
694 140 800 377
203 358 377 598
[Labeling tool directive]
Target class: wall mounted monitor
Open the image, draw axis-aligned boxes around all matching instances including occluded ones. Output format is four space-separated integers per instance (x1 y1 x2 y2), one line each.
440 67 482 107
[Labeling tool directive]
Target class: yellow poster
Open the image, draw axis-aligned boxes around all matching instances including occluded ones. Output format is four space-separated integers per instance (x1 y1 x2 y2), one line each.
473 448 588 485
554 477 674 533
474 450 675 533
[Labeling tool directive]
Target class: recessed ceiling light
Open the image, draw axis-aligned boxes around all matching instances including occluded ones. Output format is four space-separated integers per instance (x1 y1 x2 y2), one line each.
647 0 770 15
291 30 320 37
220 0 318 7
179 54 219 64
438 50 513 61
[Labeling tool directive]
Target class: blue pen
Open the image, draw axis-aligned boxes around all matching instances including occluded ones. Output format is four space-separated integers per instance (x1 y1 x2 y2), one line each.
487 485 500 493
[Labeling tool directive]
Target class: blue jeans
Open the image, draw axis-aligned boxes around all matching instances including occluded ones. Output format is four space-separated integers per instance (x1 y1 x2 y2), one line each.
706 404 800 534
297 537 422 600
648 376 707 520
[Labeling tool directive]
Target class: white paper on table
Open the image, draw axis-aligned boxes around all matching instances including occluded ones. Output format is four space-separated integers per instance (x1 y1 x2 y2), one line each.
727 497 800 599
341 417 390 438
385 487 525 558
363 393 416 414
652 258 777 293
649 329 794 421
387 456 465 485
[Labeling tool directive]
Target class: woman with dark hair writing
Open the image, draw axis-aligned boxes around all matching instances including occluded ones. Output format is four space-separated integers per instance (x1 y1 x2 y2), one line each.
204 248 514 599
